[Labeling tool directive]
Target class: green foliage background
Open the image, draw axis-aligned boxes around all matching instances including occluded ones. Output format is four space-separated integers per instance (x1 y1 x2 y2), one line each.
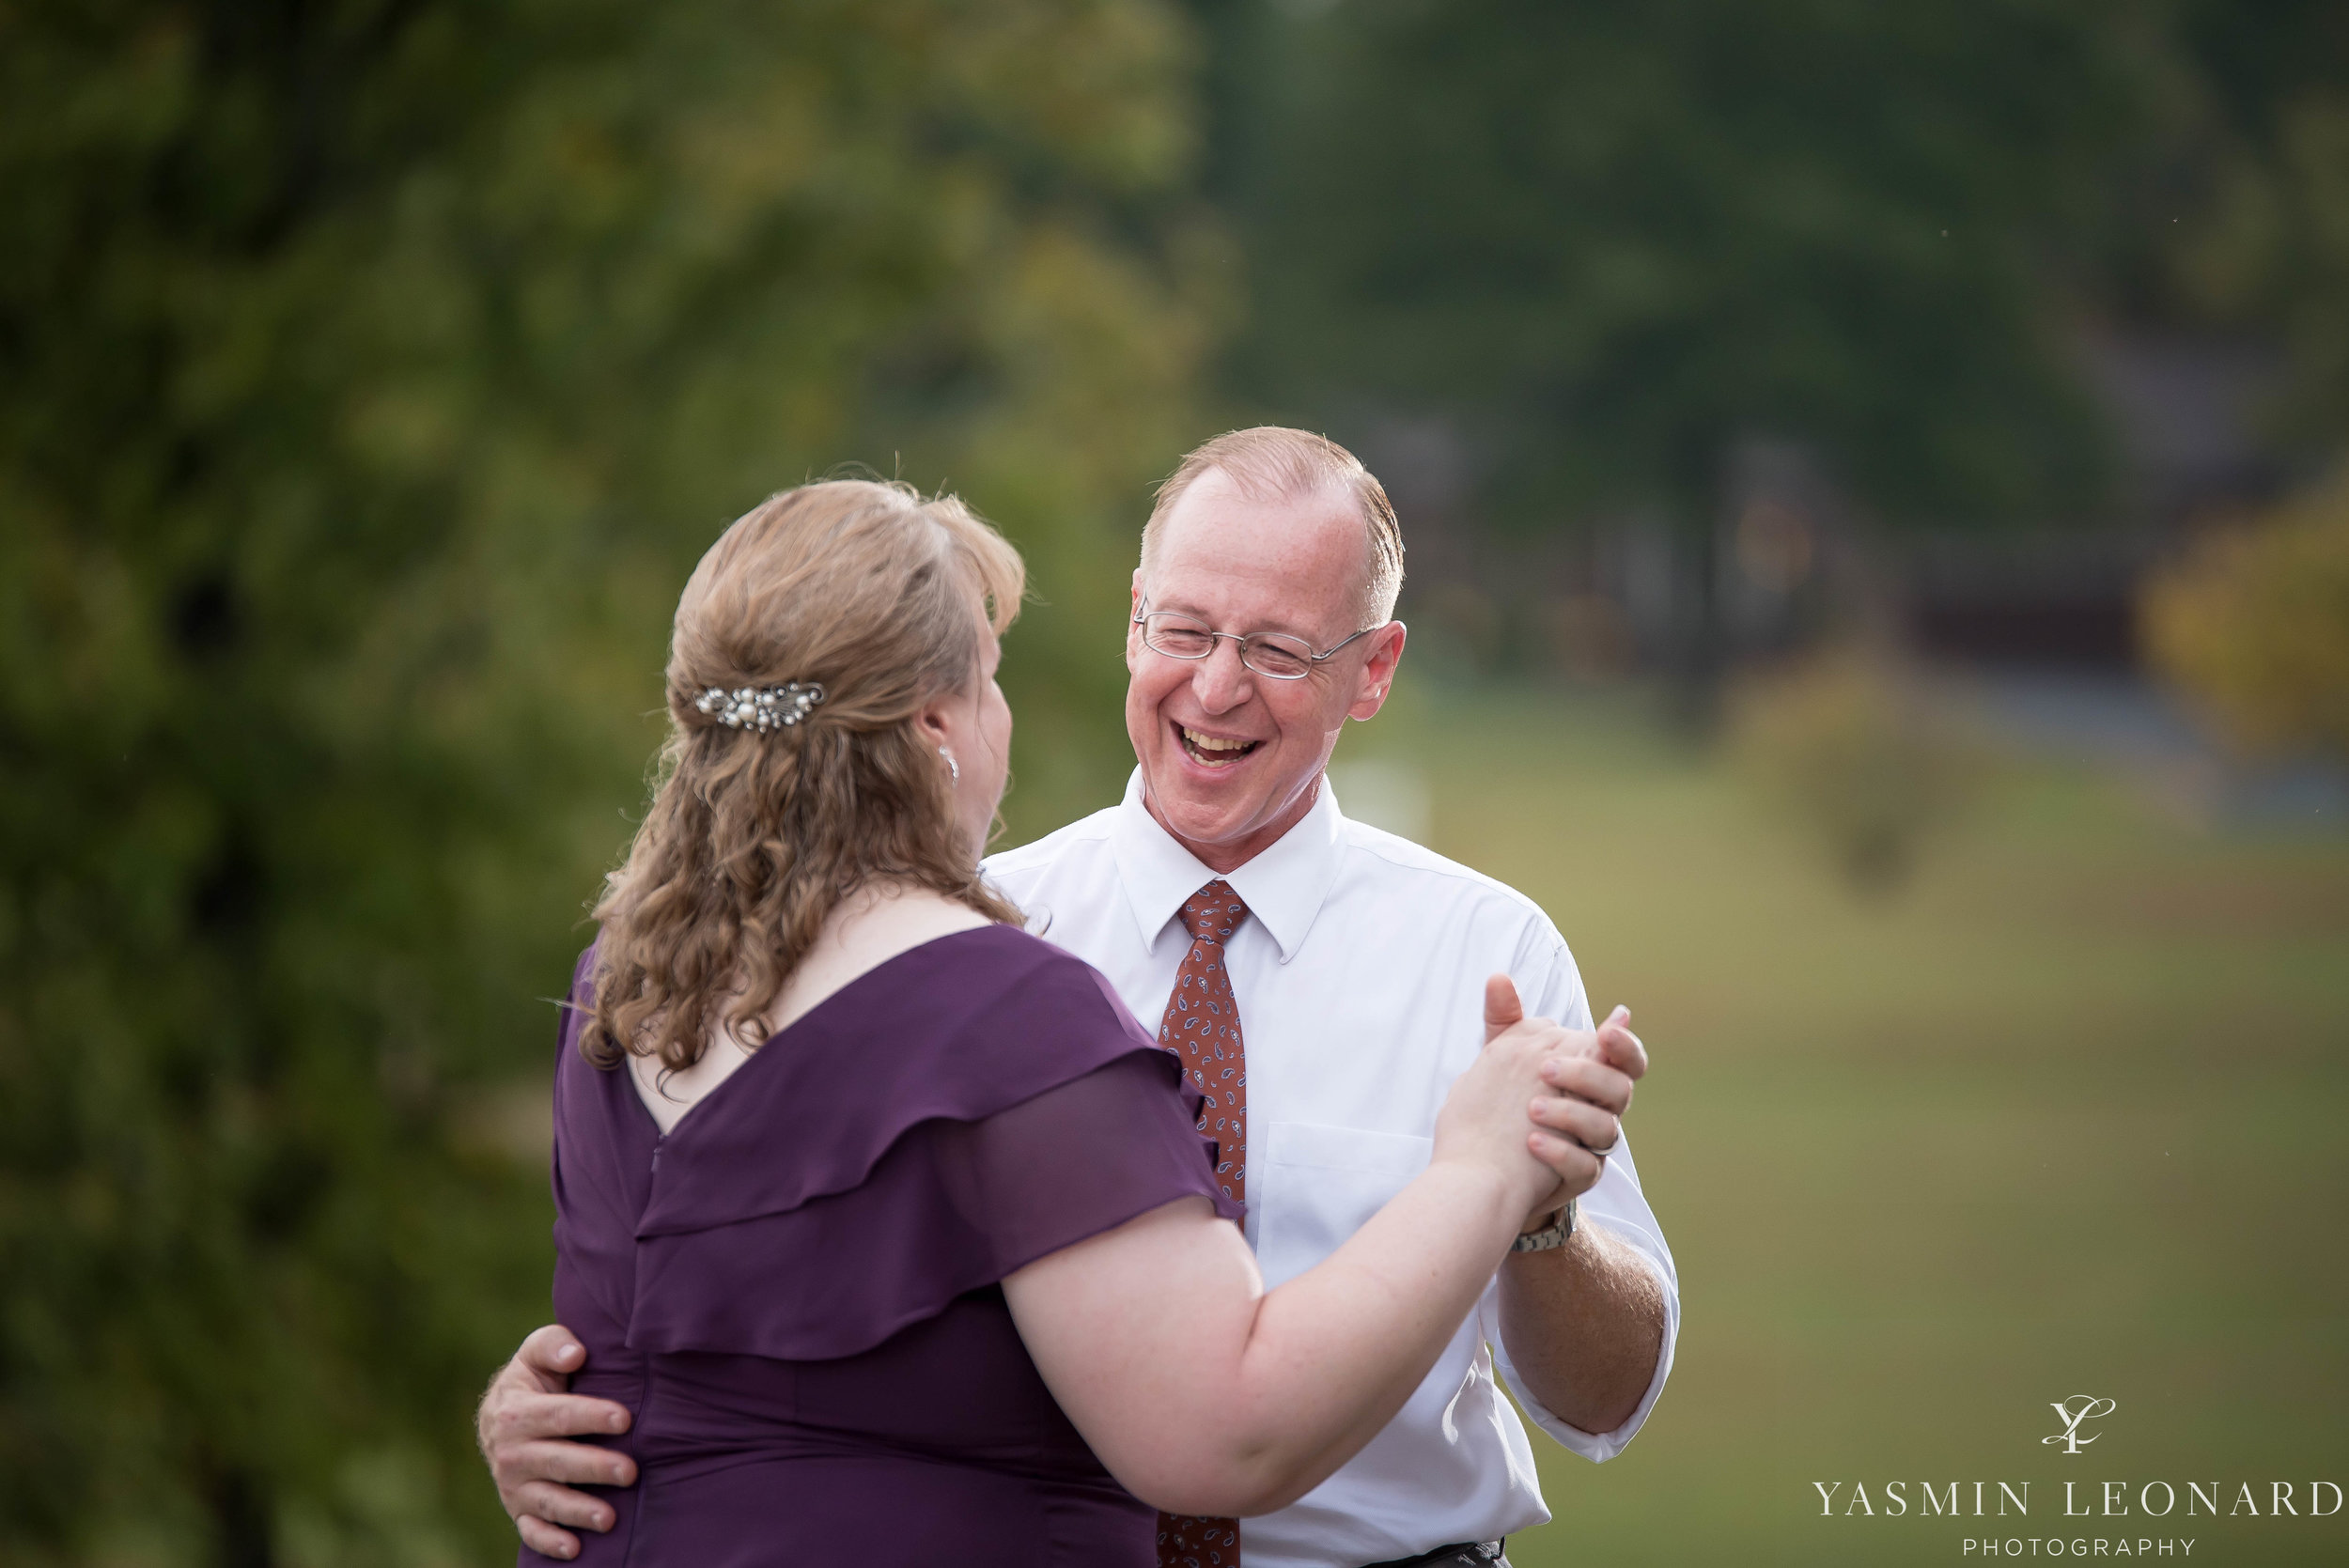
1205 0 2133 524
2 1 2343 1564
1200 0 2349 528
1 1 1219 1561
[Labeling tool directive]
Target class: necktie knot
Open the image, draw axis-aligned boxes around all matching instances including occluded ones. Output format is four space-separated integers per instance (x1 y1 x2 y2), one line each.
1177 879 1248 945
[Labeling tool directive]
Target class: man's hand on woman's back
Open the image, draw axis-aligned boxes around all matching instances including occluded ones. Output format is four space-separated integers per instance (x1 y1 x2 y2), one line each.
475 1325 636 1560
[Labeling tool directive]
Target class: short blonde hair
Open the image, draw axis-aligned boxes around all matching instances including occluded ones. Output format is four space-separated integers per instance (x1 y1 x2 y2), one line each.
1142 427 1404 626
587 479 1023 1074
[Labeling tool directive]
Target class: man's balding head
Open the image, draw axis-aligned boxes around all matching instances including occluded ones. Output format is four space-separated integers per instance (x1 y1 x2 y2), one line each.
1141 427 1404 629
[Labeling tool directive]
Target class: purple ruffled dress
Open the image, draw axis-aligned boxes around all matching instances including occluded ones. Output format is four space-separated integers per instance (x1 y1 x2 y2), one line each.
528 924 1241 1568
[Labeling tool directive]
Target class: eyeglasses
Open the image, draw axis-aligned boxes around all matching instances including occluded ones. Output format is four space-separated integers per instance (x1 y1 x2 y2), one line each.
1131 603 1383 680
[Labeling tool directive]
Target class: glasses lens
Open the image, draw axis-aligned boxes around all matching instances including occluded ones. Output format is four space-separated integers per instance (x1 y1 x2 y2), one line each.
1144 615 1216 658
1245 637 1313 679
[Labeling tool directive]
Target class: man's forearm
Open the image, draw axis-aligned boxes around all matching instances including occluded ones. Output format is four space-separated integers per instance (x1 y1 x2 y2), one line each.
1495 1219 1666 1436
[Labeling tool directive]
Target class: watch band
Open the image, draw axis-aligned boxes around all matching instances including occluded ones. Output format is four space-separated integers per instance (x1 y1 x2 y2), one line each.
1510 1196 1578 1252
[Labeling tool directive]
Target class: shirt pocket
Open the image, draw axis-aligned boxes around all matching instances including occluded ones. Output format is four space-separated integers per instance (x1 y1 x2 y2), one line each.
1254 1121 1435 1290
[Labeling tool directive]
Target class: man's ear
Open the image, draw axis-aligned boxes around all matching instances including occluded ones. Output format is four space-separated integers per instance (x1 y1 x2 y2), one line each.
1125 568 1148 672
1347 621 1408 722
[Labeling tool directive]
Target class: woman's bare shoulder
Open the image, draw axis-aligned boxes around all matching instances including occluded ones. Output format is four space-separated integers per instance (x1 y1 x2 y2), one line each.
782 885 991 1018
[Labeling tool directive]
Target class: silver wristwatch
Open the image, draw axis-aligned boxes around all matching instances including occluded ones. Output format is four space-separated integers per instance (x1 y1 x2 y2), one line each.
1509 1197 1578 1252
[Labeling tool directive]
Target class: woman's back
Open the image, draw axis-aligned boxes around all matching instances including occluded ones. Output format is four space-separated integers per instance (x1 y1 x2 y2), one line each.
536 924 1237 1567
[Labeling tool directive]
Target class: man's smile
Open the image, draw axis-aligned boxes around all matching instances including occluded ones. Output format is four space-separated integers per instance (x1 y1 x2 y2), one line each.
1175 721 1263 768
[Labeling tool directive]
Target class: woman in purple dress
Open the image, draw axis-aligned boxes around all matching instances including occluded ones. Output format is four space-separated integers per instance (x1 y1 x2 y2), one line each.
527 480 1576 1566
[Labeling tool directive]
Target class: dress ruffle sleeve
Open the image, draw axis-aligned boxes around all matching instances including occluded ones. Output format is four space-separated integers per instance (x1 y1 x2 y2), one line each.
552 924 1239 1364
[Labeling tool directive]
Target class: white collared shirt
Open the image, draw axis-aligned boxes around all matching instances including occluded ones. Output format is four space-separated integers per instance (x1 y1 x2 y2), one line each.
983 773 1680 1568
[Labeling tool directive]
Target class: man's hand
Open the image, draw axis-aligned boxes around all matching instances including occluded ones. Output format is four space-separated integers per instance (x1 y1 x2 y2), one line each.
476 1325 637 1561
1484 979 1646 1223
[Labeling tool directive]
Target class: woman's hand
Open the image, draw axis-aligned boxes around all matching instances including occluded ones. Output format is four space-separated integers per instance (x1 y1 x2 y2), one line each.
1429 975 1579 1223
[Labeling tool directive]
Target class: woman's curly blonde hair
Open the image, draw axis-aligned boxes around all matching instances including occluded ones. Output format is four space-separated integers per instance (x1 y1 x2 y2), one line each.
584 479 1024 1074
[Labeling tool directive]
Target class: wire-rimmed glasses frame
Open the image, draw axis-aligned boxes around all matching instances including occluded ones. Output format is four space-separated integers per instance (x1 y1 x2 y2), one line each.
1131 601 1383 681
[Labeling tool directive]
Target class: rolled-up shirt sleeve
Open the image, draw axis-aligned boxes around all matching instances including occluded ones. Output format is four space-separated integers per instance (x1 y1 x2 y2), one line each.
1479 935 1682 1461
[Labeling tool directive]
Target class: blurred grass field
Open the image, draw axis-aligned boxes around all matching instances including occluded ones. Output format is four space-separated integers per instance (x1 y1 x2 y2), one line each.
1325 686 2349 1567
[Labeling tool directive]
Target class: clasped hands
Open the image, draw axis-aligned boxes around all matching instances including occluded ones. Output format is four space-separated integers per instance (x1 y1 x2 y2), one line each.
1478 973 1646 1233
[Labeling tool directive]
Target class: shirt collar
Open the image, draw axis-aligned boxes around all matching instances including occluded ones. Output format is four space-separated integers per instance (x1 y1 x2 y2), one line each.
1108 769 1346 964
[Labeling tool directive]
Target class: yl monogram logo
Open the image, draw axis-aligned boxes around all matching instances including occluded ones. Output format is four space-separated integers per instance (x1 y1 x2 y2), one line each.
2043 1395 2118 1455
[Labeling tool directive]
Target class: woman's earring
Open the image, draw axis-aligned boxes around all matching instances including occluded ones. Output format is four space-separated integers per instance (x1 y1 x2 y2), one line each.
940 747 959 784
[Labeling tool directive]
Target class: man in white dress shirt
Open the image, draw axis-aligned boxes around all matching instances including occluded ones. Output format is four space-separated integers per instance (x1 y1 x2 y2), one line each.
480 428 1676 1566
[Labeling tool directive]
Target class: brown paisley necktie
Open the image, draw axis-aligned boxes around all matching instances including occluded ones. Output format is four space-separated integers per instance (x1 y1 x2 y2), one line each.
1154 879 1251 1568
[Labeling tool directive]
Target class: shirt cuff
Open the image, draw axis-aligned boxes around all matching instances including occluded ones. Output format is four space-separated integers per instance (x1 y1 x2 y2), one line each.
1486 1210 1680 1463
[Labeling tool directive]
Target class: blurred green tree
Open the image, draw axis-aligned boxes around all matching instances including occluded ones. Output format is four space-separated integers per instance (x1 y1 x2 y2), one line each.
1197 0 2142 532
2148 0 2349 447
0 1 1217 1563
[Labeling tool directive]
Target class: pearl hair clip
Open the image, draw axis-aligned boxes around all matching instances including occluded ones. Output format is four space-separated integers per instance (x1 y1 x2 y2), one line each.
692 682 826 733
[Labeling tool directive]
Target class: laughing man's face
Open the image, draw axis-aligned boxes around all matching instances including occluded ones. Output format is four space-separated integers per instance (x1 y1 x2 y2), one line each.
1123 468 1405 875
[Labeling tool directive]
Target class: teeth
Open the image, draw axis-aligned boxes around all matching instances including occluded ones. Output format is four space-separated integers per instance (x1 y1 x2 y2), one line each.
1181 725 1256 765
